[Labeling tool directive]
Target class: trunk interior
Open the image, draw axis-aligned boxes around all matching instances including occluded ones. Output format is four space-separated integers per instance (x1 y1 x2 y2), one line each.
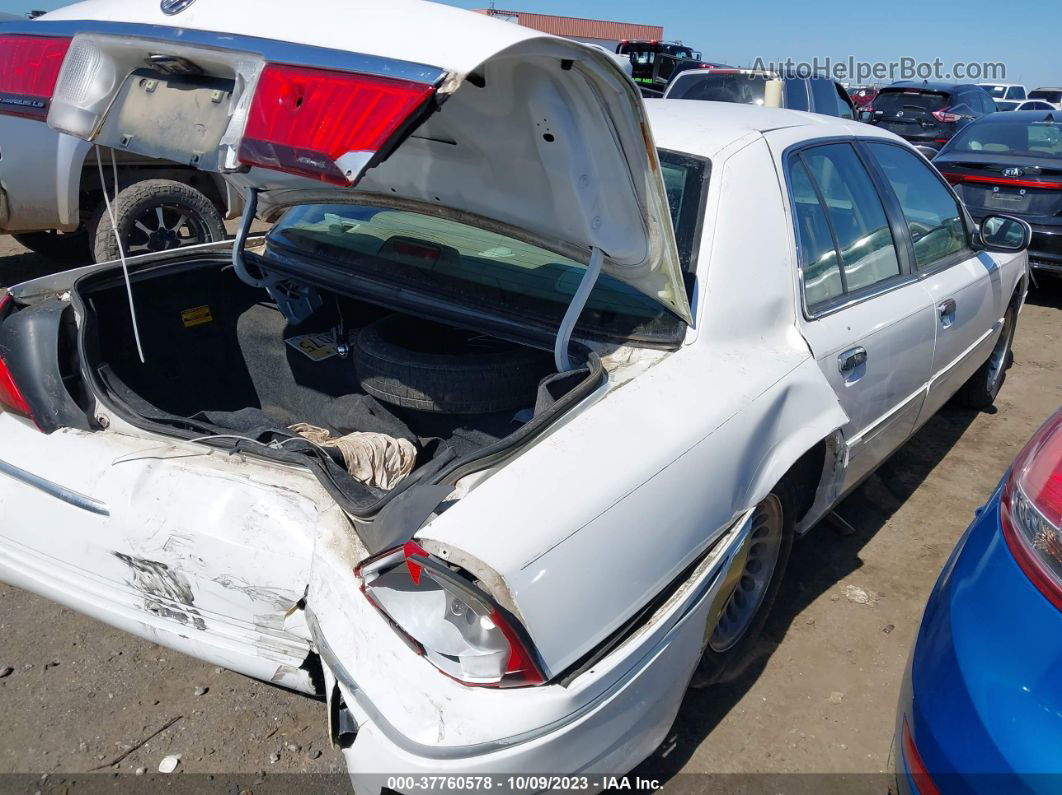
76 258 596 513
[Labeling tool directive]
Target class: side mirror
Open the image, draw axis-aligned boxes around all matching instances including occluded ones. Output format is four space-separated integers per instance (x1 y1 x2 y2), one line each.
977 214 1032 252
858 109 874 122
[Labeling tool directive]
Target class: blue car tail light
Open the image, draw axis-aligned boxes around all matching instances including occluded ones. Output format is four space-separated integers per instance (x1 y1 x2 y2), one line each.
901 716 941 795
1001 410 1062 611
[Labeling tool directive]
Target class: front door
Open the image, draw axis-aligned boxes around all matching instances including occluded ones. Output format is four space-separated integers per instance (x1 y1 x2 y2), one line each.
862 141 1006 423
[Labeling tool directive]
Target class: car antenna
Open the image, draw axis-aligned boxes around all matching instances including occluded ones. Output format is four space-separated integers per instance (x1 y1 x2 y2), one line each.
94 146 146 363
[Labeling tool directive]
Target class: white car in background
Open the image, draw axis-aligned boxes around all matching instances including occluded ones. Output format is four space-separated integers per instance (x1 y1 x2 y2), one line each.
1029 87 1062 109
995 99 1057 112
0 0 1031 788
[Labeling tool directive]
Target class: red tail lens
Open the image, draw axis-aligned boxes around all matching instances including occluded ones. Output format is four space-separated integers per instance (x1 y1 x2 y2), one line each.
238 64 434 185
0 35 72 121
901 717 941 795
1001 410 1062 611
0 295 31 417
931 108 960 123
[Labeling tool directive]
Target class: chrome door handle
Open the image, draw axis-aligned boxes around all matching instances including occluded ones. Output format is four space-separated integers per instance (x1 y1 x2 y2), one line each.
938 299 957 327
838 346 868 374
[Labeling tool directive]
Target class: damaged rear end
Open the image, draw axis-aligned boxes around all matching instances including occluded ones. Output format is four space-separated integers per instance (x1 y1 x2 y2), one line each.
0 0 709 775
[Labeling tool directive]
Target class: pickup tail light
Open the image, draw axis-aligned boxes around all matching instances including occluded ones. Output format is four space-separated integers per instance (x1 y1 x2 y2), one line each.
358 542 546 687
1001 411 1062 611
238 64 435 185
931 107 961 123
0 34 72 121
0 295 33 419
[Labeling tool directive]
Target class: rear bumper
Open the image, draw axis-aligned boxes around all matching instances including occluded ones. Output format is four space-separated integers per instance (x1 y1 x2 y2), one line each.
307 515 751 789
318 613 699 792
896 486 1062 792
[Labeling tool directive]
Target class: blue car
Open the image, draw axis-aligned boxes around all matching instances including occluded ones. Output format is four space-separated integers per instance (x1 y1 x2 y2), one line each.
895 408 1062 794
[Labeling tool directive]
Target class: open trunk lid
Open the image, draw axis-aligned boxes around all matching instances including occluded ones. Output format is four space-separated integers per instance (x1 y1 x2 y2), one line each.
2 0 691 322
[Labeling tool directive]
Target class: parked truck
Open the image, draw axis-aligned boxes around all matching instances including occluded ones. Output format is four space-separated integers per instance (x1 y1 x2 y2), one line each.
615 40 726 97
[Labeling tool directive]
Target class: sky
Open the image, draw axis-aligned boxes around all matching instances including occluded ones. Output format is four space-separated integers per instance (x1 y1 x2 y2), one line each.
0 0 1055 89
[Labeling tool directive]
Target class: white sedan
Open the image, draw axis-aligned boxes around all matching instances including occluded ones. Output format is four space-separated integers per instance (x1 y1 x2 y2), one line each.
0 0 1030 787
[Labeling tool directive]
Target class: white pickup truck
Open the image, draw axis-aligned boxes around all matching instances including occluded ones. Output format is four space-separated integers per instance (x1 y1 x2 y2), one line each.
0 110 241 262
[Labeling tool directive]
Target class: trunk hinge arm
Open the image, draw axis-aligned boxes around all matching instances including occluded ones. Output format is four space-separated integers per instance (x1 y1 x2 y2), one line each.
233 186 269 289
554 246 603 372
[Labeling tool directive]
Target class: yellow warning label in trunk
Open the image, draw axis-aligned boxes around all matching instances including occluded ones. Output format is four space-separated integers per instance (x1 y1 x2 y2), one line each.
181 305 213 328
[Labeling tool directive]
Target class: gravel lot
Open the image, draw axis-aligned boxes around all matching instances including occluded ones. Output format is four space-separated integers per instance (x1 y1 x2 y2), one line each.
0 232 1059 791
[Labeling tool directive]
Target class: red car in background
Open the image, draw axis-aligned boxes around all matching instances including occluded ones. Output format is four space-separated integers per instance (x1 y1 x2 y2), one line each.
848 85 879 109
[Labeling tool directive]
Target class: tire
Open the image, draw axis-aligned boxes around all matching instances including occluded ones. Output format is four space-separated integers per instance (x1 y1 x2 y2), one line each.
692 480 796 687
955 304 1017 410
12 228 92 263
353 314 553 414
91 179 226 263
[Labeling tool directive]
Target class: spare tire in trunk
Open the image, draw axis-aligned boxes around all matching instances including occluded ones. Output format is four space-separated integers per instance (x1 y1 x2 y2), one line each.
354 314 552 414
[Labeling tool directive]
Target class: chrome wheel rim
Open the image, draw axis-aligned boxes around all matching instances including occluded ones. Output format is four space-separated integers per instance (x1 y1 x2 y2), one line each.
126 204 210 254
708 494 784 653
987 310 1014 393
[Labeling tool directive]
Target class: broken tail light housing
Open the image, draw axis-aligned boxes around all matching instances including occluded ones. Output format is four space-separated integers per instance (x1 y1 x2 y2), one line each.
358 542 546 687
0 295 32 419
238 64 435 185
1001 410 1062 611
0 34 72 121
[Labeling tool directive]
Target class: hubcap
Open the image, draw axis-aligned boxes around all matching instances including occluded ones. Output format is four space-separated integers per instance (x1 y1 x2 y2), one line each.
126 205 208 254
708 494 784 653
987 310 1014 392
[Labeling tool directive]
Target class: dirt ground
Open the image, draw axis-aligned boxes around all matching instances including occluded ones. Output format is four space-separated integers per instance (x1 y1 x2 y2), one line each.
0 231 1059 792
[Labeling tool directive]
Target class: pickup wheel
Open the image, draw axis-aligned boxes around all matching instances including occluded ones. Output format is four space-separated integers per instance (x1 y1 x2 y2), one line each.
955 304 1017 410
90 179 226 263
11 228 93 263
692 481 795 687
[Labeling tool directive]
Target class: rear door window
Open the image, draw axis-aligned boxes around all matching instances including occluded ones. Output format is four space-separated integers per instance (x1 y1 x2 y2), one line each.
784 78 810 111
788 143 902 311
809 77 848 117
865 142 967 270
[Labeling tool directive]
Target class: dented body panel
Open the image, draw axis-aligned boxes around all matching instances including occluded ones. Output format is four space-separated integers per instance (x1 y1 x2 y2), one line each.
0 3 1030 787
0 409 351 693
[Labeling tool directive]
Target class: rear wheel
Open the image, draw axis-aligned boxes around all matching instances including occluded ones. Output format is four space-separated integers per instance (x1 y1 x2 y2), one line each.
91 179 225 263
11 228 93 263
955 304 1017 410
692 482 795 687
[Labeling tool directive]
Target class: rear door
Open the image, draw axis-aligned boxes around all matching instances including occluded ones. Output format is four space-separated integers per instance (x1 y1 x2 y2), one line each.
785 141 936 491
861 140 1006 423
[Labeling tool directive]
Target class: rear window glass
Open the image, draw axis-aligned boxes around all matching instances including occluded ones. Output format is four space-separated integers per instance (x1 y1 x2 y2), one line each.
669 73 768 104
947 119 1062 157
873 90 950 116
981 85 1007 99
265 153 707 344
1030 90 1062 103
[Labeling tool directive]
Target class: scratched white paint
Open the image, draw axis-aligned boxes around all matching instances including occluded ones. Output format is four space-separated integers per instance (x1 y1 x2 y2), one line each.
0 2 1029 785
